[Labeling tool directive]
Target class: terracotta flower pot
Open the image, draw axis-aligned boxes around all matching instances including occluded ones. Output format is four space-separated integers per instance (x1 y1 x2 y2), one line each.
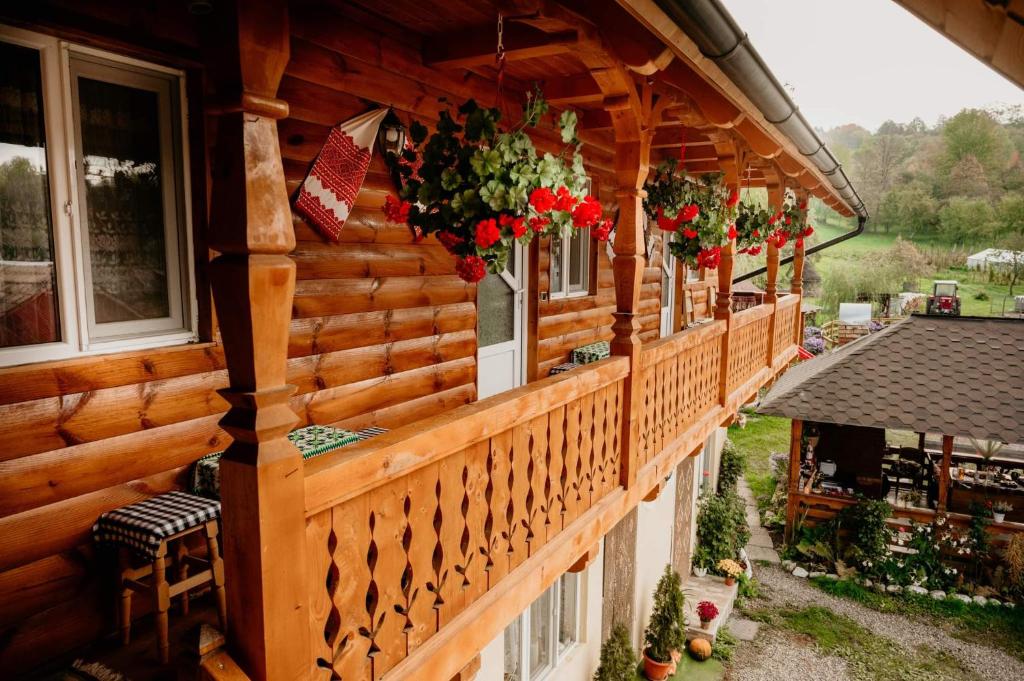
725 576 735 586
643 650 674 680
700 618 712 630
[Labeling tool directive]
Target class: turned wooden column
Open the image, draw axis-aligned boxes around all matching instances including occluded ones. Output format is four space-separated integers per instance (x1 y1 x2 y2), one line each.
791 189 808 346
204 2 311 679
784 419 803 544
715 143 741 405
937 434 953 512
764 175 782 366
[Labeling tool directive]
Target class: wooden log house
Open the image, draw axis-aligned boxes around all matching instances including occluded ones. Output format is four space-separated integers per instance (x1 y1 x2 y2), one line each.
0 1 865 679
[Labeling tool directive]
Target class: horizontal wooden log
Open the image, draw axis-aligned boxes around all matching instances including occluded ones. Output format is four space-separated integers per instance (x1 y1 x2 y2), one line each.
304 357 629 514
0 548 92 628
332 383 476 433
294 242 455 280
288 303 476 357
0 466 187 573
296 356 476 427
0 342 223 406
293 276 474 317
538 326 614 363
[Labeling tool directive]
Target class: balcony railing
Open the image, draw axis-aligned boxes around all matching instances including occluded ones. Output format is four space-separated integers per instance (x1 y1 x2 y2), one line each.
296 297 800 681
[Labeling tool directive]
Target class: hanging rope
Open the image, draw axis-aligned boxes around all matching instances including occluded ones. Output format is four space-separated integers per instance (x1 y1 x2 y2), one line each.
495 13 507 110
679 126 686 163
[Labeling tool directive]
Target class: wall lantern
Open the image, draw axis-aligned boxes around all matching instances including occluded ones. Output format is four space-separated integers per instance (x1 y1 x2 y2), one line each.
377 111 407 158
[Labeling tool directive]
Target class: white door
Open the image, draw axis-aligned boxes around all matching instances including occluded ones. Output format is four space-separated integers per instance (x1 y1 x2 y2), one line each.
477 242 526 399
660 240 676 337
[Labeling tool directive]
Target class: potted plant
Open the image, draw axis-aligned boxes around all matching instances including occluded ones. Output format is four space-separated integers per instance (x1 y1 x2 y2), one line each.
993 501 1013 524
642 565 686 680
766 191 814 250
384 89 611 282
692 545 710 578
593 623 637 681
696 600 719 630
717 559 743 586
734 200 772 256
643 158 735 271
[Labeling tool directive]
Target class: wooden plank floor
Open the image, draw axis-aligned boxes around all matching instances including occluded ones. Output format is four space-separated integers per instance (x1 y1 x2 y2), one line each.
33 596 219 681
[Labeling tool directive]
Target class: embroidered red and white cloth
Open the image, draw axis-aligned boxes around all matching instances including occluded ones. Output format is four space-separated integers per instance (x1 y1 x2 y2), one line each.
295 108 389 242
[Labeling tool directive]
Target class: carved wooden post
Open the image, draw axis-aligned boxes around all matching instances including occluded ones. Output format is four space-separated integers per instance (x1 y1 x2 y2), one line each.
791 189 808 345
204 3 311 679
784 419 803 544
715 141 741 405
937 434 953 512
610 137 649 489
764 172 783 367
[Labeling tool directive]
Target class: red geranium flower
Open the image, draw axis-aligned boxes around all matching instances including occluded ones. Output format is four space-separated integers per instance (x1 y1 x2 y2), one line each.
554 186 578 212
682 227 698 239
656 206 680 232
747 245 762 256
753 229 760 238
436 231 463 254
803 225 814 237
383 195 411 224
592 218 613 242
697 246 721 269
475 218 500 249
529 187 556 213
511 217 527 238
796 237 804 249
455 255 487 283
785 215 792 225
681 204 699 222
571 195 603 229
529 216 550 233
728 223 737 240
727 190 739 208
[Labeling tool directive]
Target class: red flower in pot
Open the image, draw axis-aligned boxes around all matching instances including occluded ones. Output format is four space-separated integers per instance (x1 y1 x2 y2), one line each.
696 600 719 630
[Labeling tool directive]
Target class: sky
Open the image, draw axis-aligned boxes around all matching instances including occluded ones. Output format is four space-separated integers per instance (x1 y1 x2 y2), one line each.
725 0 1024 133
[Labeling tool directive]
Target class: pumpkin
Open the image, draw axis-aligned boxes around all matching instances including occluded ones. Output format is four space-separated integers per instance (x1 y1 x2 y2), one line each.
689 638 712 661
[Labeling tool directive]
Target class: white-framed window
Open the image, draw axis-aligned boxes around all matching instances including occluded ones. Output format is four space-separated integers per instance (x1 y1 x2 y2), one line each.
0 24 196 367
549 227 590 299
504 572 581 681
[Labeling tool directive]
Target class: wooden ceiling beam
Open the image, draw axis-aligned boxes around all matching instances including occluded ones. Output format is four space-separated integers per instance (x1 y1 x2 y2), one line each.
543 72 604 106
423 23 578 69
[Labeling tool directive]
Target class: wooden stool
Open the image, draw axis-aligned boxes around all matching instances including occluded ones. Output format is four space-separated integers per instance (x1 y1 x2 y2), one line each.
94 491 226 664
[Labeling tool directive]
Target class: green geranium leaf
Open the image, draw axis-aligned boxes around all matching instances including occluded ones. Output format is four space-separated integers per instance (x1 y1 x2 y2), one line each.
480 180 508 211
558 110 578 144
470 149 502 178
441 168 462 191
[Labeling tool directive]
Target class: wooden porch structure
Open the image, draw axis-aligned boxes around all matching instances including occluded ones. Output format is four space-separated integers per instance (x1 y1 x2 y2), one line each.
0 1 864 679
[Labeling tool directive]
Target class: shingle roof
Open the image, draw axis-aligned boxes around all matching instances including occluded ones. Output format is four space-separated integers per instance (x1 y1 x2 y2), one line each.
758 315 1024 444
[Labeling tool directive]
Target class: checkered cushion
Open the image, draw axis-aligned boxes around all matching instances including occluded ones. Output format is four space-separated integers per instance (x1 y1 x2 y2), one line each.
93 492 220 559
571 341 610 365
549 362 580 375
354 426 388 441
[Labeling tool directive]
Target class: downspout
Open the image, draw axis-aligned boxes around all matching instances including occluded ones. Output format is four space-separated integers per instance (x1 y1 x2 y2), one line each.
654 0 870 280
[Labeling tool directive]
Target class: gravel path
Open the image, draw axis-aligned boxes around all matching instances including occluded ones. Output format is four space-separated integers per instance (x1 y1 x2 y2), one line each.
727 623 851 681
738 565 1024 681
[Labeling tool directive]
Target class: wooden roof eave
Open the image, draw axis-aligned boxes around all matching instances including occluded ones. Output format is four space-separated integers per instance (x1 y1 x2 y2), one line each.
613 0 858 217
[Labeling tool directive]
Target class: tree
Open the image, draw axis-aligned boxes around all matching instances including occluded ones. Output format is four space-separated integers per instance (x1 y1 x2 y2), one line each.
946 154 991 199
938 197 996 244
999 232 1024 296
940 109 1011 192
853 133 911 220
593 624 636 681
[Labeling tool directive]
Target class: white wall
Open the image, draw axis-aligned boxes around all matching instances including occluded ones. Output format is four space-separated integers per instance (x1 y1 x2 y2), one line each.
476 545 605 681
631 470 677 649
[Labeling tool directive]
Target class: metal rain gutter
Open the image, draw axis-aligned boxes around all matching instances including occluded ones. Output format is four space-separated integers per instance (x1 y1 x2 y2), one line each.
656 0 869 220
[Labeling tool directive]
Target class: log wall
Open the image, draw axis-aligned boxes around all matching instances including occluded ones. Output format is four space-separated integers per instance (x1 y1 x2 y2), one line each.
0 1 667 675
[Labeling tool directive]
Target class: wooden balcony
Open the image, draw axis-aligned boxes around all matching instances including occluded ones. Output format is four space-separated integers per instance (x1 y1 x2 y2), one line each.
295 298 801 681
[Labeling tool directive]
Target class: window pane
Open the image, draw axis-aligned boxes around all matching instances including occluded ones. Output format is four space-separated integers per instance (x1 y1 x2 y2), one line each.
559 573 579 652
549 236 563 295
529 586 554 676
568 230 583 289
503 619 522 681
0 40 60 348
77 74 171 324
478 271 515 347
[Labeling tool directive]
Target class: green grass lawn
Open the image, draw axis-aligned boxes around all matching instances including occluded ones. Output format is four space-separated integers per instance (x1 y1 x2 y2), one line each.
744 604 983 681
811 577 1024 662
727 414 790 510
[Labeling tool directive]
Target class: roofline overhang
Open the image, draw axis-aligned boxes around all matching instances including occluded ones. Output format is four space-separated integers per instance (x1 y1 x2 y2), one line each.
617 0 868 219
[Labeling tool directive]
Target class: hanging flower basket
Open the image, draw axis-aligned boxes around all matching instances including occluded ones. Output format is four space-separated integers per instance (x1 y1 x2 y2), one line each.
766 192 814 250
382 89 611 282
643 158 735 270
734 201 772 256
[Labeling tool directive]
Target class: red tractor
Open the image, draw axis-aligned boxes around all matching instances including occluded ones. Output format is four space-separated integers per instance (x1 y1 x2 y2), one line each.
926 280 961 316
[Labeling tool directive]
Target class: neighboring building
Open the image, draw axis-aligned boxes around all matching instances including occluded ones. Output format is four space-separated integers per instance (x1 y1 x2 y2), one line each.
966 248 1023 272
0 1 864 679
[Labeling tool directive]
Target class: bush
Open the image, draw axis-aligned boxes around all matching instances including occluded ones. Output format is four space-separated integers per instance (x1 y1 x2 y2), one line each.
643 565 686 663
593 624 637 681
695 489 749 570
717 438 744 494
